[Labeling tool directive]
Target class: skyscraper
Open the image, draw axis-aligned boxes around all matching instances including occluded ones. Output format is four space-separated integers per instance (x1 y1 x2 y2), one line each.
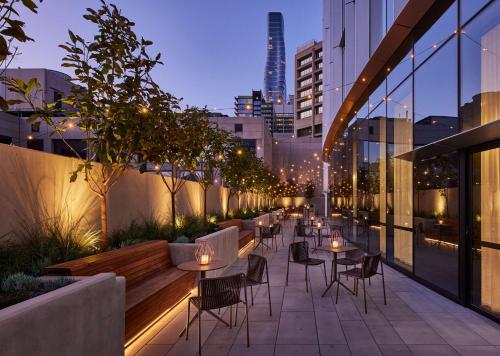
264 12 286 104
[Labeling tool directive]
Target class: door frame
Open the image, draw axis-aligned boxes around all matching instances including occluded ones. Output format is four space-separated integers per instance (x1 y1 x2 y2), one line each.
463 139 500 323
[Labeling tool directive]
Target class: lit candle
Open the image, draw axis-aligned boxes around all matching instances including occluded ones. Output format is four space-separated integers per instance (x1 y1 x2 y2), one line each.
200 254 210 265
317 222 321 228
332 240 340 248
258 221 263 226
438 219 444 225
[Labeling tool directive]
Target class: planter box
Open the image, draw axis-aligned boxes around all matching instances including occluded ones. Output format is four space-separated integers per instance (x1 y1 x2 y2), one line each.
241 213 271 237
169 226 239 277
0 273 125 356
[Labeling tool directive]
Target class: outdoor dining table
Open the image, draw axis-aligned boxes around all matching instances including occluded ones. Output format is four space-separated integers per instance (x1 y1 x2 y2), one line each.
315 244 360 298
177 259 228 336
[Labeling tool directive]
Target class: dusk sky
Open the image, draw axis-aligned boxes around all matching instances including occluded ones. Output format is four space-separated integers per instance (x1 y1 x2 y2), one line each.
13 0 322 113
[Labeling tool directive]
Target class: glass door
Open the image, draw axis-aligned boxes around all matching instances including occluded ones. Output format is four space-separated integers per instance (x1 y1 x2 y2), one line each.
469 144 500 320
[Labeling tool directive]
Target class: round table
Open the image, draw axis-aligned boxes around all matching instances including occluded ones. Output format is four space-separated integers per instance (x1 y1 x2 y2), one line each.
177 259 229 336
177 259 227 279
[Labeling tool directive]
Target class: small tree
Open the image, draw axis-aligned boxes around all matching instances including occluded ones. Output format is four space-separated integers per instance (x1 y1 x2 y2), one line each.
141 95 208 232
196 122 231 225
220 144 253 219
6 1 161 248
305 180 316 202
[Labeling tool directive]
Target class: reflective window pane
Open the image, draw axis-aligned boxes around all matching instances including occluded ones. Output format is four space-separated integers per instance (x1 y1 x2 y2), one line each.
460 0 500 130
414 38 458 146
461 0 492 25
414 2 457 68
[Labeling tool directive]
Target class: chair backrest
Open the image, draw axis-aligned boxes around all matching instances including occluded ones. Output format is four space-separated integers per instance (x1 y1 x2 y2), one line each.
361 253 381 278
295 224 307 237
247 254 267 283
272 223 281 234
289 241 309 262
199 273 244 310
296 218 304 226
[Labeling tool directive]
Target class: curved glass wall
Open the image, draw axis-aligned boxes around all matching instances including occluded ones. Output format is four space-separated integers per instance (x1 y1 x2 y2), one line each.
328 0 499 307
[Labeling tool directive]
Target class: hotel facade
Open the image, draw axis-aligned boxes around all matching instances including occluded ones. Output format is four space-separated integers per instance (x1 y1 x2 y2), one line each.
322 0 499 321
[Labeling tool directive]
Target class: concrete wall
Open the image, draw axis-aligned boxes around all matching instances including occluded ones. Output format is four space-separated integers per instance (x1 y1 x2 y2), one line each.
168 226 239 277
0 144 263 242
0 273 125 356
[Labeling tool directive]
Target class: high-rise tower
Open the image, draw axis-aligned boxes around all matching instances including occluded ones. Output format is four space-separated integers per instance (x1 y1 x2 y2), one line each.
264 12 286 104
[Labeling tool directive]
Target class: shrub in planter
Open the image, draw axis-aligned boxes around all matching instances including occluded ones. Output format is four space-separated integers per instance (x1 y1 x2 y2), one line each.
0 273 74 310
0 216 100 280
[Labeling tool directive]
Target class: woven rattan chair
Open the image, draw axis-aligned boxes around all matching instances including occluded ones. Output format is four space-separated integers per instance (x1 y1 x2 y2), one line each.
186 273 249 354
273 223 284 247
259 226 277 253
285 241 327 292
336 252 387 313
245 254 272 316
293 223 316 247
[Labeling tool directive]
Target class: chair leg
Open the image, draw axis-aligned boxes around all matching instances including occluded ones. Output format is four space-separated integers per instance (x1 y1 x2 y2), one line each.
305 265 309 293
229 305 233 329
235 303 238 327
198 305 202 356
345 265 348 280
381 263 387 305
362 278 367 314
186 300 191 340
330 259 334 282
281 232 284 247
243 286 250 347
267 282 272 316
285 261 290 286
322 262 328 286
250 285 254 305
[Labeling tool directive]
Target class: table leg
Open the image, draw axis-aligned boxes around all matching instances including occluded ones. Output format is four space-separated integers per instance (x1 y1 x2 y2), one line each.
321 252 355 297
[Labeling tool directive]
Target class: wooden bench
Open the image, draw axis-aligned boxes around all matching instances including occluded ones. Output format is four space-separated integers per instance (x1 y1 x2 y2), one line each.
43 240 196 343
218 219 254 249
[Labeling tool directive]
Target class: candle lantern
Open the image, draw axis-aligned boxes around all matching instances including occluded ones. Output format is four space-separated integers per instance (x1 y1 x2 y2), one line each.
331 240 340 248
195 241 214 265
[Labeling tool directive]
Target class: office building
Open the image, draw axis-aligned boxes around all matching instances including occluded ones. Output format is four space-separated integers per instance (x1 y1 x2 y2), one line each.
295 41 323 138
0 68 84 156
209 116 272 167
264 12 286 104
234 90 262 117
323 0 500 321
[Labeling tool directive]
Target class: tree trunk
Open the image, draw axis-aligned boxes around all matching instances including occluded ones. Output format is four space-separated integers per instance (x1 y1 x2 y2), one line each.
100 194 108 250
237 193 240 210
170 191 176 235
225 192 231 220
203 186 208 226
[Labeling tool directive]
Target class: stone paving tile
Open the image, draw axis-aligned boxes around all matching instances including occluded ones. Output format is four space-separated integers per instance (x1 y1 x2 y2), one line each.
125 221 500 356
453 345 500 355
274 344 320 356
276 311 318 345
408 344 459 355
341 320 382 356
390 320 447 345
319 344 352 356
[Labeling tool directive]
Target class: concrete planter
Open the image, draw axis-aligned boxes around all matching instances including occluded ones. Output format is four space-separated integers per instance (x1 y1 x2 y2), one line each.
0 273 125 356
168 226 239 277
241 213 271 237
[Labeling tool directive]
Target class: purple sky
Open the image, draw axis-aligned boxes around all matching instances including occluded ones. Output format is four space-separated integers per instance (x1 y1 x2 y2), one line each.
13 0 321 112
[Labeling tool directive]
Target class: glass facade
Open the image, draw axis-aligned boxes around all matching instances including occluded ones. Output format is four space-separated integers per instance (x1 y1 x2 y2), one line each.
327 0 500 317
264 12 286 104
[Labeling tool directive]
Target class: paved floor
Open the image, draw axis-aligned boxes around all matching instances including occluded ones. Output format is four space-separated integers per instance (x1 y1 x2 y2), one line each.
126 221 500 356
